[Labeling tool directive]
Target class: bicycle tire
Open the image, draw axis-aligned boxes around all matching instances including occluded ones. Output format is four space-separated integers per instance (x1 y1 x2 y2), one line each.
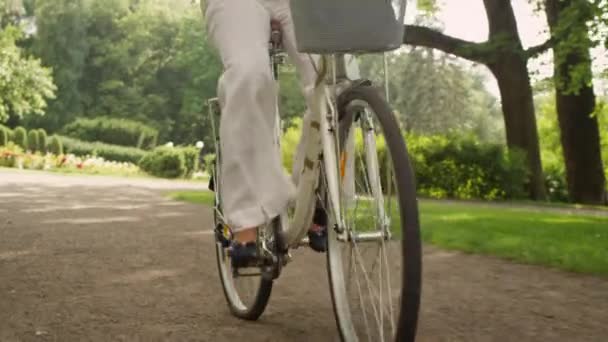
213 162 274 321
325 83 422 341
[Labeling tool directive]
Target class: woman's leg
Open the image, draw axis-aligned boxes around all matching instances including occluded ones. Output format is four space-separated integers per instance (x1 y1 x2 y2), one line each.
204 0 296 238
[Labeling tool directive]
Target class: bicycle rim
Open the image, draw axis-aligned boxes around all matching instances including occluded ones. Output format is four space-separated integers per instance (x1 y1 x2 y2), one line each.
213 167 273 321
326 85 421 341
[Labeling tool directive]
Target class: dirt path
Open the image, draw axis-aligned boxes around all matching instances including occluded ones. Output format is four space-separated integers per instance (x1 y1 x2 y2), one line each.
1 169 607 341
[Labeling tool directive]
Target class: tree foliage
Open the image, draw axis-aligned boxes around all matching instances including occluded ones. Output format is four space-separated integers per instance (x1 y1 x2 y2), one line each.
0 26 56 123
27 0 88 131
25 0 223 146
359 49 503 141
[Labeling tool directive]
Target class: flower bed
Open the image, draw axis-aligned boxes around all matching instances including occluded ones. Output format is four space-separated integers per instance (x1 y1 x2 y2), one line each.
0 142 141 176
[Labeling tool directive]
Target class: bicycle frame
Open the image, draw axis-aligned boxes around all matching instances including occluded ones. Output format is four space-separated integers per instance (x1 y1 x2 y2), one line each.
207 46 391 251
281 55 354 249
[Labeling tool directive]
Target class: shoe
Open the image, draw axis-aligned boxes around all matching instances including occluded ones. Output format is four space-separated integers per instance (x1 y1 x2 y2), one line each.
308 207 328 253
230 241 258 269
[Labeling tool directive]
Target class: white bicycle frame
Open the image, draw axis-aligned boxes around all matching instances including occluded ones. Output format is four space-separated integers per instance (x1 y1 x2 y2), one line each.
280 54 385 249
208 52 390 250
280 57 341 248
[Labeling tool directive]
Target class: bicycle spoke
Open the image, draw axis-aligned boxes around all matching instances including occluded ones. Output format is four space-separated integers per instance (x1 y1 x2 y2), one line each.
351 244 374 342
328 85 421 342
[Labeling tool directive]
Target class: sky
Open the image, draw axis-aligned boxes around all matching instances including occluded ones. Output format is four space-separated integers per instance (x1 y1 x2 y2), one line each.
415 0 608 97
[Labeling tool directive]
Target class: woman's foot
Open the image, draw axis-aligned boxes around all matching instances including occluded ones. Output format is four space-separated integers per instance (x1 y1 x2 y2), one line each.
308 207 328 252
230 207 329 269
308 223 328 252
230 227 258 269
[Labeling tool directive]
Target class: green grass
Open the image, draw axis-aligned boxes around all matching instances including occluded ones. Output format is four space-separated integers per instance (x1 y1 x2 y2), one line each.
169 190 215 205
421 201 608 276
170 190 608 276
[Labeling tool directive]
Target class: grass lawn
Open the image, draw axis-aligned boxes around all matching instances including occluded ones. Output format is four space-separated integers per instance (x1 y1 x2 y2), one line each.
169 190 608 276
170 190 215 205
421 201 608 276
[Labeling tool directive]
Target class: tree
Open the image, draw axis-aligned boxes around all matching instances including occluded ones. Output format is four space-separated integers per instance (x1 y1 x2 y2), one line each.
403 1 549 200
27 0 89 131
0 26 56 124
26 0 220 144
167 5 223 147
358 47 503 141
1 0 24 27
544 0 607 204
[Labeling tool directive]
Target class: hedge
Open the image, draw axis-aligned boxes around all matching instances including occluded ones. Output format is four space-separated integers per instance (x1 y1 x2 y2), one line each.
13 127 27 150
139 147 186 178
62 117 158 149
280 125 529 200
27 130 40 152
57 135 148 164
37 129 48 153
406 133 528 200
138 145 199 178
48 135 63 155
178 146 199 177
0 126 8 146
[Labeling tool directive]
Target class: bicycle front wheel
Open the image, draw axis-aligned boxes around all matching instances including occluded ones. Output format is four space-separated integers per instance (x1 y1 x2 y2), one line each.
327 84 421 341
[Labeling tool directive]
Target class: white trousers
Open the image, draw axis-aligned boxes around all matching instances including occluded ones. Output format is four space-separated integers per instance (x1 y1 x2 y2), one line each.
203 0 360 231
203 0 318 230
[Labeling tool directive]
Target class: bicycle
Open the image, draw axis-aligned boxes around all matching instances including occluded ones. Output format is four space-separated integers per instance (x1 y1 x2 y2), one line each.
206 1 421 341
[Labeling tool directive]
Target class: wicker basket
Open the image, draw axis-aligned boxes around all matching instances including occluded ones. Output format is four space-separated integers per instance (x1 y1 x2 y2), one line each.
290 0 406 54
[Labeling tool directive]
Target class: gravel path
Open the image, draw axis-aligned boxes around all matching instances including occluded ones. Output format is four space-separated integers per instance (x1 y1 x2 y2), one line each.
1 169 607 341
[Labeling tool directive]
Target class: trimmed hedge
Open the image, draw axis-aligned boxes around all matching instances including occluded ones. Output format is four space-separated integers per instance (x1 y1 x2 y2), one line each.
0 126 8 146
280 125 528 200
406 134 528 200
62 117 158 149
138 145 199 179
38 129 48 153
178 146 199 177
27 130 40 152
139 147 186 178
48 135 63 155
13 127 27 150
57 135 148 164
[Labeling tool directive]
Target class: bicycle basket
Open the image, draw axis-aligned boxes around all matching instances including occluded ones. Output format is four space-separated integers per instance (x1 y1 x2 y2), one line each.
289 0 406 54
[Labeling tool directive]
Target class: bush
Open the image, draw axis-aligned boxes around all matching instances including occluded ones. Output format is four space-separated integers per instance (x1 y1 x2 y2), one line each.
203 153 216 173
62 117 159 149
0 142 23 168
139 147 186 178
0 126 8 147
280 127 529 201
406 133 528 200
176 146 199 177
13 127 27 150
58 135 148 164
48 135 63 155
27 130 40 152
38 129 48 153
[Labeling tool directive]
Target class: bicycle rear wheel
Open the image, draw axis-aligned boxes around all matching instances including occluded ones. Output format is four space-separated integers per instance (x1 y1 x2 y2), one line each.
326 84 421 341
212 161 273 321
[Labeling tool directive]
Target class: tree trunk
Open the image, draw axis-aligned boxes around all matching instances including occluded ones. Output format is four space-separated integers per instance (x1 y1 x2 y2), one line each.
555 82 606 204
490 58 546 200
545 0 607 204
403 0 547 200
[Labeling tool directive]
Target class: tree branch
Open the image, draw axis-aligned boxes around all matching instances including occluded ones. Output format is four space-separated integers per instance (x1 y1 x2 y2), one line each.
403 25 493 64
524 38 553 59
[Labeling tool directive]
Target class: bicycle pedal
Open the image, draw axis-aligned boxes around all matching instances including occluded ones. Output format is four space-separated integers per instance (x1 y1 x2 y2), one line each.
215 225 232 248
